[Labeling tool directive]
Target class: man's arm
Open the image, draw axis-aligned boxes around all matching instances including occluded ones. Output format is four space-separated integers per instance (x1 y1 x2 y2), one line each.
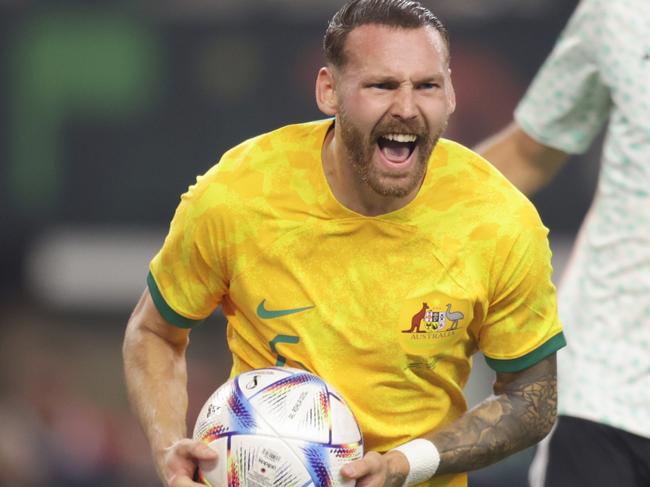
475 122 569 196
430 353 557 475
342 354 557 486
123 289 217 487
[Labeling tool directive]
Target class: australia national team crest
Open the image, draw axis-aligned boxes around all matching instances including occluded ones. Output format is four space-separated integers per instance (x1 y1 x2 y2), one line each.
398 295 472 354
403 303 463 333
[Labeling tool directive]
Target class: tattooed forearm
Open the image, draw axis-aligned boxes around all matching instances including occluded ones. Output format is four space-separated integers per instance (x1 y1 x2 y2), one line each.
428 354 557 475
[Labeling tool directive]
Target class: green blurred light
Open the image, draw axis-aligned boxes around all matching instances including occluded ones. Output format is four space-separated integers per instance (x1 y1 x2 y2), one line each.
9 9 162 215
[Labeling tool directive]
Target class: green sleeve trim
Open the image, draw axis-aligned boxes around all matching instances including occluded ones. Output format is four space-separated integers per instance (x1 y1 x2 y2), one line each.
147 271 204 329
484 331 566 373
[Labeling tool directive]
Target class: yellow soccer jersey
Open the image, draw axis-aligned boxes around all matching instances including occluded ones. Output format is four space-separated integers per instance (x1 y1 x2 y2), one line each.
148 119 565 487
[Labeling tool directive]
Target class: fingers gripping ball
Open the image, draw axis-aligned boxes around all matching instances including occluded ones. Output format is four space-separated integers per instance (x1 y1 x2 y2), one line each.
193 368 364 487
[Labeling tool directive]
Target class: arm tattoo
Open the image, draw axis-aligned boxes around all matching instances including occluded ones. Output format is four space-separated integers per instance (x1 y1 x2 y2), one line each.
429 354 557 475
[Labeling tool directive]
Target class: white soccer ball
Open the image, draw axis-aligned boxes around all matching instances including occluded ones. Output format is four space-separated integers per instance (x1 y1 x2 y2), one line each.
193 367 364 487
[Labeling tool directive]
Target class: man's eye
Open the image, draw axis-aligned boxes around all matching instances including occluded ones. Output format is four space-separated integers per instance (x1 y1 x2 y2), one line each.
419 82 440 90
371 83 394 90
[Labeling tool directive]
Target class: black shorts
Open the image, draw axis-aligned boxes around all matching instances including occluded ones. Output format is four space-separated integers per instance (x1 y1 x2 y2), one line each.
530 415 650 487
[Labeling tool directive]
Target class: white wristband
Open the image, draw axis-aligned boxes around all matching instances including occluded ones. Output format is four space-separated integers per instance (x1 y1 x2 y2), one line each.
391 439 440 486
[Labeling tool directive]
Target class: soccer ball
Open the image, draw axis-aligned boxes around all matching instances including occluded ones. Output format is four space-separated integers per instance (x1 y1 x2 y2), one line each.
193 367 364 487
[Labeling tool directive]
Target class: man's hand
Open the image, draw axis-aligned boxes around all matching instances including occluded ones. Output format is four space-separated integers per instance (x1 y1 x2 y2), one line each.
340 450 409 487
158 439 218 487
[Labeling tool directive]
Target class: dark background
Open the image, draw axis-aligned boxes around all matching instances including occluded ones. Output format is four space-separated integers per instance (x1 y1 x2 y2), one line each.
0 1 595 485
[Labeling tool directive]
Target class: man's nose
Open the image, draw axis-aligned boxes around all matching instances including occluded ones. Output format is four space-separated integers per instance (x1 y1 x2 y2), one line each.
390 86 418 120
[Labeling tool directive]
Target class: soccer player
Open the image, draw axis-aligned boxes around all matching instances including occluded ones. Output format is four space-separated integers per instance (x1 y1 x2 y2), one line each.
476 0 650 485
123 1 566 486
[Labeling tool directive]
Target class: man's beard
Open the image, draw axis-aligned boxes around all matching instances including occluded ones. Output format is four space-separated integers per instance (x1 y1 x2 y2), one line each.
338 109 446 198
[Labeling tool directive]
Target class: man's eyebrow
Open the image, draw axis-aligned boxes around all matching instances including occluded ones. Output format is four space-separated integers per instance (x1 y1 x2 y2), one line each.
362 74 445 84
362 74 399 82
415 73 445 83
363 73 445 83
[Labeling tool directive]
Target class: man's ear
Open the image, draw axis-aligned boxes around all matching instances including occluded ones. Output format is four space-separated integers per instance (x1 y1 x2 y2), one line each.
446 68 456 115
315 67 338 116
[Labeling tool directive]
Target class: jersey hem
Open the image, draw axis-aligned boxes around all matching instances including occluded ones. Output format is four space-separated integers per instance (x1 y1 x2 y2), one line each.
147 271 204 329
484 331 566 373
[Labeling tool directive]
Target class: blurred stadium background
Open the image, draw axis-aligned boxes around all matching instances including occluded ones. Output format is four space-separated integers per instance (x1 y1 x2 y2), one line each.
0 0 597 485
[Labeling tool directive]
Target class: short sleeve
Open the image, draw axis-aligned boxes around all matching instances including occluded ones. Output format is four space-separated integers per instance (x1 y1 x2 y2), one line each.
148 170 228 328
479 221 566 373
515 0 611 155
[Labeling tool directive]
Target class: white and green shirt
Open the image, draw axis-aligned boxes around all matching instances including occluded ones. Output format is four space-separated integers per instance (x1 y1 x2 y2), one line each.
516 0 650 438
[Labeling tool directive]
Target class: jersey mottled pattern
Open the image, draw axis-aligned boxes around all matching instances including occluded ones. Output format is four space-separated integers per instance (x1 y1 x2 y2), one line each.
515 0 650 438
149 119 565 487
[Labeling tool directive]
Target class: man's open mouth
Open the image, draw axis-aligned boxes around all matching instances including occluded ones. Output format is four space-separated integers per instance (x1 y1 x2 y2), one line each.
377 133 418 163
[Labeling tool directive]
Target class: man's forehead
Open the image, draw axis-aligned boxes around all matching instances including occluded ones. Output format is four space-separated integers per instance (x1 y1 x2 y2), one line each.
343 24 448 65
341 24 449 71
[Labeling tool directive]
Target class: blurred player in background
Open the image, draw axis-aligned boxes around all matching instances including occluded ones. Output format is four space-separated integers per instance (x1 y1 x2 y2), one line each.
476 0 650 485
123 1 565 486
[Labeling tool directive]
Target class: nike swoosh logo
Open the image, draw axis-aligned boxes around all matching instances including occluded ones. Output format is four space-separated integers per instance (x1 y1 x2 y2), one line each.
256 300 314 319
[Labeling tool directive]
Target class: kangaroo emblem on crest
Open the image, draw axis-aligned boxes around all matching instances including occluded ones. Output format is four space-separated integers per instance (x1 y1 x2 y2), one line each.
402 303 429 333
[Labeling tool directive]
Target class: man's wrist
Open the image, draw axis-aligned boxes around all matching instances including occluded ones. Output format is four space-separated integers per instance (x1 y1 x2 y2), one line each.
390 439 441 486
152 437 183 465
